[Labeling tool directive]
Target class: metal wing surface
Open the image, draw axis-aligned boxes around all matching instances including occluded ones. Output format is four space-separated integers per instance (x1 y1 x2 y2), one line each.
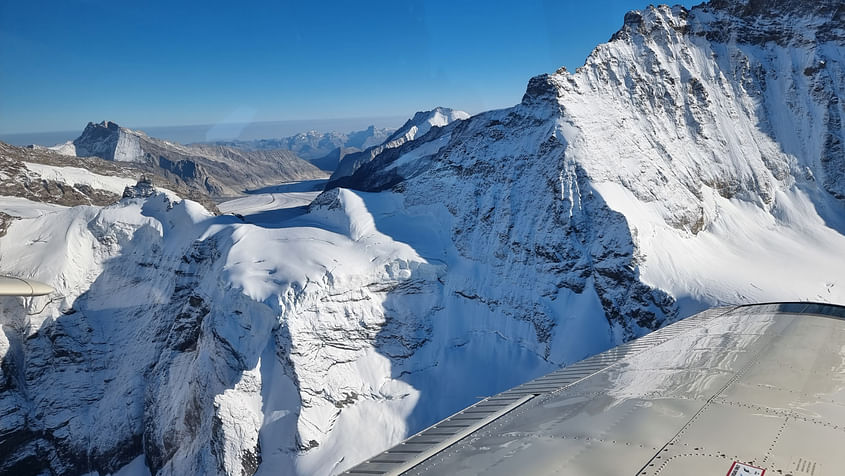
344 302 845 476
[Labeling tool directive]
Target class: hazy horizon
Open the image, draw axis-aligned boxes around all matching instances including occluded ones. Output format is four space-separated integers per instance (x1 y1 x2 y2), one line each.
0 114 410 147
1 0 697 136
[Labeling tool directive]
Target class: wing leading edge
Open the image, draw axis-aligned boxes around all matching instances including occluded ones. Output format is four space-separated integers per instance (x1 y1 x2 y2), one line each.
0 276 54 297
344 302 845 476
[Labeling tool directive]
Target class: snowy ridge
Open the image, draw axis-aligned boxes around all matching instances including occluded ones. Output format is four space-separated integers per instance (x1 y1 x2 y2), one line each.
386 107 471 145
328 107 469 184
0 188 442 475
0 1 844 476
39 141 77 156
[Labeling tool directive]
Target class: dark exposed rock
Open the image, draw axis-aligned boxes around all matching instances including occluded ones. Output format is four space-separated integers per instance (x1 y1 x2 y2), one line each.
122 176 157 199
522 74 560 105
0 212 13 238
0 141 221 212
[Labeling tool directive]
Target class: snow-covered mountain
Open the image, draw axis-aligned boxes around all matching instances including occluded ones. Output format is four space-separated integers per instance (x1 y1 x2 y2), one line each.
328 107 470 186
51 121 326 197
1 1 844 475
1 141 220 212
207 125 395 171
336 0 845 322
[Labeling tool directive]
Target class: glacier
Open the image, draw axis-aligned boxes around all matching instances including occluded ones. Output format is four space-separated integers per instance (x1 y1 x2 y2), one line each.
0 0 844 475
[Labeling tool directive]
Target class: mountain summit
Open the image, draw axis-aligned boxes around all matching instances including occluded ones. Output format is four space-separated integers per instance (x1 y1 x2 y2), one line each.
327 107 469 186
332 0 844 337
707 0 844 19
72 120 143 161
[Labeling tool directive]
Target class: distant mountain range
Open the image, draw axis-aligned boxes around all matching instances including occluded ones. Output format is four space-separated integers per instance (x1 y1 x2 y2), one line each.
202 125 395 171
34 121 326 197
6 109 467 211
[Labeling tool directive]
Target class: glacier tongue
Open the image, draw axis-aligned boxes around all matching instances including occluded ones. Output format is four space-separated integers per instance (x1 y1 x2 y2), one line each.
1 1 844 475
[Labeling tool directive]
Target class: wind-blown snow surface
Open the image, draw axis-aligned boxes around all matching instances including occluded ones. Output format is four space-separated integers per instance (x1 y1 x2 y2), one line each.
1 1 845 475
216 180 326 226
0 190 434 475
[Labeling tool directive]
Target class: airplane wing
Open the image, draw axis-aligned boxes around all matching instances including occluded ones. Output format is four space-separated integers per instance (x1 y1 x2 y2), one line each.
343 302 845 476
0 276 53 296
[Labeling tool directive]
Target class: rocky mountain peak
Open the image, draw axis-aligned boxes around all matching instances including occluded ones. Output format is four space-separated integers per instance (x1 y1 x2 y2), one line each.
521 73 564 105
77 120 123 139
81 119 119 135
71 119 151 163
605 0 843 48
62 119 326 195
326 107 469 186
707 0 845 19
100 120 120 130
408 106 448 123
385 106 469 143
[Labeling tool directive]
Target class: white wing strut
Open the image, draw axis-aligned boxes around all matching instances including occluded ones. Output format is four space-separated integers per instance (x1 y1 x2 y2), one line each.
0 276 54 296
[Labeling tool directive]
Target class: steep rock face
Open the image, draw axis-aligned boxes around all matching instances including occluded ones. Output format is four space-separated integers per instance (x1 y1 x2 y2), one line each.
0 197 263 476
0 190 440 476
338 0 845 312
328 107 470 186
580 0 844 216
73 121 142 162
334 105 675 341
66 121 326 197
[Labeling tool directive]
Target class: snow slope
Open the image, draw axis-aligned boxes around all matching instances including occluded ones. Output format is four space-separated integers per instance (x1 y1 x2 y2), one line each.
0 1 844 475
22 162 137 195
217 179 326 226
47 141 77 156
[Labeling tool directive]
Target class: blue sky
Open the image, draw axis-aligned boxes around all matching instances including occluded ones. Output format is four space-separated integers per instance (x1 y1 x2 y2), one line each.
0 0 697 135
